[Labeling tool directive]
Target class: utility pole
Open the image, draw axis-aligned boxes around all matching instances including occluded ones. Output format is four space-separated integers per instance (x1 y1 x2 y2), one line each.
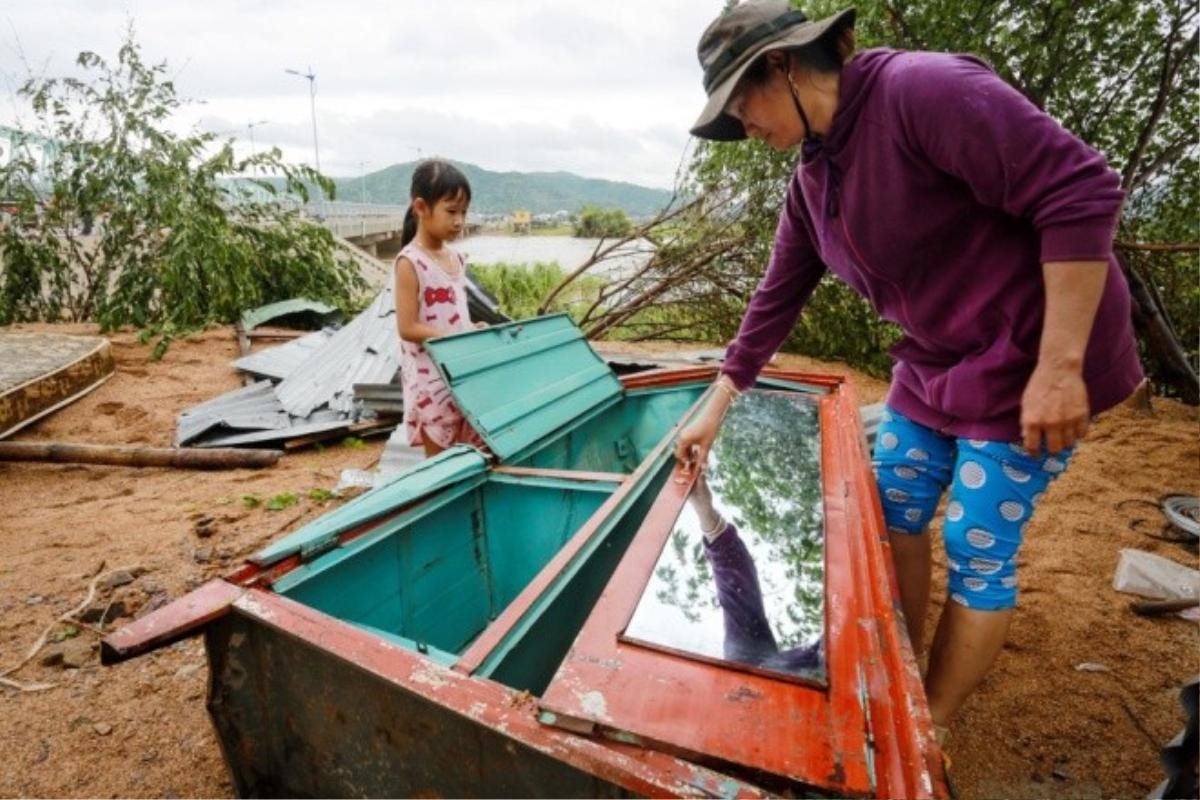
285 67 320 173
358 161 370 204
246 119 268 174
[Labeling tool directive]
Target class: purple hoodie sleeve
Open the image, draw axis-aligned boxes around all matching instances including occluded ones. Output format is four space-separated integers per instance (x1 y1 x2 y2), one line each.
705 523 821 672
891 54 1124 263
704 522 779 662
721 172 827 391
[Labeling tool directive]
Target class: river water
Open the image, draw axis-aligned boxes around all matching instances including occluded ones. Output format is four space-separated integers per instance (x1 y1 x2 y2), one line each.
457 234 653 281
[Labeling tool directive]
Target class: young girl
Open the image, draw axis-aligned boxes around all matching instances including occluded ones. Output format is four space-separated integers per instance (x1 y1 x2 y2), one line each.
395 159 483 457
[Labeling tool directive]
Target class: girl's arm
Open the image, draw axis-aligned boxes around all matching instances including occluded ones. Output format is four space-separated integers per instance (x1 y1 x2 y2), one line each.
395 257 444 343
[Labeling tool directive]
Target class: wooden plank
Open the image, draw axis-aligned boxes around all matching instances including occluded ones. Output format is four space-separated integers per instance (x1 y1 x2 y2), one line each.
100 579 245 663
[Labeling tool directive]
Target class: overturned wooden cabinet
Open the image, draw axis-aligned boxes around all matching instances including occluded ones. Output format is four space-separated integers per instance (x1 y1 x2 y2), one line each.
104 314 947 798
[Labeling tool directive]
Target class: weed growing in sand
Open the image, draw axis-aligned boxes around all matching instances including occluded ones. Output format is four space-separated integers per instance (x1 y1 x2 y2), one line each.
265 493 299 511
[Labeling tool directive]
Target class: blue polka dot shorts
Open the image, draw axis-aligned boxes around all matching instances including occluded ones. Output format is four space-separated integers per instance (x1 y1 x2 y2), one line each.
872 407 1072 610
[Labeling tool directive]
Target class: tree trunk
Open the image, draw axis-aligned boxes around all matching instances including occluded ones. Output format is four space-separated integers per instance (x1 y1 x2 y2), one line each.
0 442 282 469
1116 250 1199 405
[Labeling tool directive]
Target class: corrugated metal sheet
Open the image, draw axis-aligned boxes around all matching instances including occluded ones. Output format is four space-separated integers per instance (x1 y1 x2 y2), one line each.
424 314 623 461
232 329 335 382
191 415 354 448
175 266 512 450
176 381 289 446
252 445 487 566
351 382 404 415
274 277 401 418
240 299 342 331
464 269 509 325
175 380 365 448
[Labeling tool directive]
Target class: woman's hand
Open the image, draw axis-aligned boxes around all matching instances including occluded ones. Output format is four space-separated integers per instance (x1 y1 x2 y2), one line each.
1019 361 1089 455
1019 260 1106 456
675 390 733 476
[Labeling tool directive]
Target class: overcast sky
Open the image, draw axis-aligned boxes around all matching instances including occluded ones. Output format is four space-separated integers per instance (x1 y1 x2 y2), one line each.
0 1 727 189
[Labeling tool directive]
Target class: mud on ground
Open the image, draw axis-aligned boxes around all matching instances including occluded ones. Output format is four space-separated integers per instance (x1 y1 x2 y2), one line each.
0 323 1196 799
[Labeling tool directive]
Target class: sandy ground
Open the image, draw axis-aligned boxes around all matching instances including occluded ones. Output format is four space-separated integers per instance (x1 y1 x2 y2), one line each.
1 322 1197 799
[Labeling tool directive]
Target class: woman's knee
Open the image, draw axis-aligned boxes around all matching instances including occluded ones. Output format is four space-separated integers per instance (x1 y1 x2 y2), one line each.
943 439 1075 609
872 407 954 534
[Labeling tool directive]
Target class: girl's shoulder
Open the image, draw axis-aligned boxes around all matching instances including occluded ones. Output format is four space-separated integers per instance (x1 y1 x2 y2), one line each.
396 243 432 276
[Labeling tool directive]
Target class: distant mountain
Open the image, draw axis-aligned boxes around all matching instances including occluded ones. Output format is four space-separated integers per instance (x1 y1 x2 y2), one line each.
331 161 674 217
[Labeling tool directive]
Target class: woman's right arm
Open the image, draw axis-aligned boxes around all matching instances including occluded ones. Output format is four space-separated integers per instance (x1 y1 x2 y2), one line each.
395 257 445 343
676 173 826 474
722 171 827 391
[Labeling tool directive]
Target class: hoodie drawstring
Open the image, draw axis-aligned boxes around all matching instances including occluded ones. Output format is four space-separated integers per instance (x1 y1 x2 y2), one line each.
801 138 842 219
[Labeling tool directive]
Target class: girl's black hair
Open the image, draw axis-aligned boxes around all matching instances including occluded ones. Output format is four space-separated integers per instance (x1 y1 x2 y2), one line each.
400 159 472 247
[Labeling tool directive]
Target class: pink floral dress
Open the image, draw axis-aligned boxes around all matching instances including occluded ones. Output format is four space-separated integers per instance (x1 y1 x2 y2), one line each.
397 242 482 449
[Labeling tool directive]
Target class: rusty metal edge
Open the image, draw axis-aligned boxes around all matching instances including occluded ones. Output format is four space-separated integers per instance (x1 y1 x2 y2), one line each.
230 587 769 798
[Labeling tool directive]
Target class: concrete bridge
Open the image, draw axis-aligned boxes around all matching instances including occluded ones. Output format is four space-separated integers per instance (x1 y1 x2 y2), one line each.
303 201 480 259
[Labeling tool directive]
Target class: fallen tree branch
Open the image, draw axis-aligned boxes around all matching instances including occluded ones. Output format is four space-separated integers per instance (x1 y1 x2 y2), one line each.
0 442 282 470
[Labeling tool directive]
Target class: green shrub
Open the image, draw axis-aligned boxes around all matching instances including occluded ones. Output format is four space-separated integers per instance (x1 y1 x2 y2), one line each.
0 30 365 357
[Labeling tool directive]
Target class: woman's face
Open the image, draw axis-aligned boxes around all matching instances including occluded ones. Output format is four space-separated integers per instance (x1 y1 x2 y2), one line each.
726 56 807 151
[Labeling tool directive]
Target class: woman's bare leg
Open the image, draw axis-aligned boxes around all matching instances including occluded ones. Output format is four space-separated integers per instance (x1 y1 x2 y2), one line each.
888 531 932 655
924 602 1014 726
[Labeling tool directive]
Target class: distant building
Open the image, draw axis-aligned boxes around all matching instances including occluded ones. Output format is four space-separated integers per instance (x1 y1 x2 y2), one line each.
510 209 532 234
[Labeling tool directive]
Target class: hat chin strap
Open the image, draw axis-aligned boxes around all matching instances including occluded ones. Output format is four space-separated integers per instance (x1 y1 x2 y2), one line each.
786 67 818 143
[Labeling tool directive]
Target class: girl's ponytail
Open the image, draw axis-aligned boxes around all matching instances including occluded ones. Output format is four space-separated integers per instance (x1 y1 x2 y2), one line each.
400 204 418 247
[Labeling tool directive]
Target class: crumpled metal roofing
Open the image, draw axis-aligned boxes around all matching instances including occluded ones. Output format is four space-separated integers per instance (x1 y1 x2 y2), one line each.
231 329 335 382
175 379 355 448
240 298 342 331
274 276 401 418
176 380 288 446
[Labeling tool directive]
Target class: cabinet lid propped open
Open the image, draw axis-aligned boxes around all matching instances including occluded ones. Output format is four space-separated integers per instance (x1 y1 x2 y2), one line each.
424 314 624 462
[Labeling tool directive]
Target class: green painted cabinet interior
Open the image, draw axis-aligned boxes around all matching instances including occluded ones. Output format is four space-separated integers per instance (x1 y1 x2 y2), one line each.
275 473 616 665
513 384 706 473
272 383 706 684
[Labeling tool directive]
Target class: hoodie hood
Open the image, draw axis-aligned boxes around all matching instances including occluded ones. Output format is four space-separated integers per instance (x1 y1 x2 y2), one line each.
801 48 905 217
803 48 901 164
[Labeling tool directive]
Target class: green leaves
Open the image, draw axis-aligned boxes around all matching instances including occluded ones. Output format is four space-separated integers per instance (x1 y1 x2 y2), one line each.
572 206 634 238
674 0 1196 383
469 261 606 322
0 29 366 354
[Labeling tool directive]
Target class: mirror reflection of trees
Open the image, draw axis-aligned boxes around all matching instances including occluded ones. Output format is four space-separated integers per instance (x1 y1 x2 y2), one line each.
710 392 824 646
633 391 826 670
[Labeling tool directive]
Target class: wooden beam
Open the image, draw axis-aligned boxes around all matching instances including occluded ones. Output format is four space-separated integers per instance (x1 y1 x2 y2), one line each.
0 441 281 470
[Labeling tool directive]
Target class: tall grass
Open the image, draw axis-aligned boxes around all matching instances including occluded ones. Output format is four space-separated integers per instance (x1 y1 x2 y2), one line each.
469 262 606 322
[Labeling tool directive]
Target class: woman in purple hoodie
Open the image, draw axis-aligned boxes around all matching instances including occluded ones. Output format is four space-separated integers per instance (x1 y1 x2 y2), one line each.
675 0 1143 738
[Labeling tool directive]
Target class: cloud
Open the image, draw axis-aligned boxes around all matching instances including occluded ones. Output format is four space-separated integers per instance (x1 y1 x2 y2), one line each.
0 0 722 187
